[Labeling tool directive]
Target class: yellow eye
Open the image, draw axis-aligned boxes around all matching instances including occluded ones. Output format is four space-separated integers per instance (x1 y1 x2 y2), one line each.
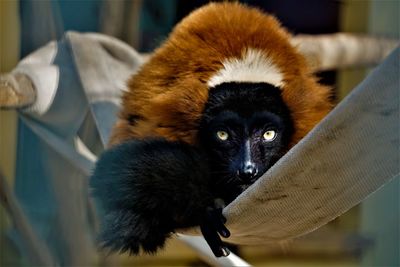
263 130 276 141
216 130 229 141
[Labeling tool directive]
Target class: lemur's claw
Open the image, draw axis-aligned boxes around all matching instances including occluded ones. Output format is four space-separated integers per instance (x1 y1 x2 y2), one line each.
200 199 231 257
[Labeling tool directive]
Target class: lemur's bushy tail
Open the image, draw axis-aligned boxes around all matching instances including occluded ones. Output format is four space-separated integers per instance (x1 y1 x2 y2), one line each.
90 138 212 254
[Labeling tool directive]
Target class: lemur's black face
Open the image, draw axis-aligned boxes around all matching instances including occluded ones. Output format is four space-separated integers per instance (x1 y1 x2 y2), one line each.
199 82 293 200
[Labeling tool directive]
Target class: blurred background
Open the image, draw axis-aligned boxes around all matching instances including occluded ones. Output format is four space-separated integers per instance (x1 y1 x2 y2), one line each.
0 0 398 266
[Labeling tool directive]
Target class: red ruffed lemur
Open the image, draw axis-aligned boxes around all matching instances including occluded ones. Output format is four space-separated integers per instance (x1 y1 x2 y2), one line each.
90 2 332 257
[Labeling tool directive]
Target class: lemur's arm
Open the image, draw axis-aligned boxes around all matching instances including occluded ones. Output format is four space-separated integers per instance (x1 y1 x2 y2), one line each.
90 139 230 256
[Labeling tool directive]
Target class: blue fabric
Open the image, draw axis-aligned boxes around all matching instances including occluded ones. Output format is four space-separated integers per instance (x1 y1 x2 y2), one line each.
12 31 139 265
14 35 94 265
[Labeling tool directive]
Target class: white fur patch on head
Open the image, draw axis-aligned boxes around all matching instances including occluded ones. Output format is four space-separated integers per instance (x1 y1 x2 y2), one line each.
207 48 284 88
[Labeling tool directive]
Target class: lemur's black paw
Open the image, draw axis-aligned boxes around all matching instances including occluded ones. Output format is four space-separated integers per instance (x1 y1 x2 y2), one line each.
200 199 231 257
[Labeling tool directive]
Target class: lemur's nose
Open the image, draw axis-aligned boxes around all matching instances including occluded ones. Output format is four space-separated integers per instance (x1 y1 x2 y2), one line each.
238 162 258 182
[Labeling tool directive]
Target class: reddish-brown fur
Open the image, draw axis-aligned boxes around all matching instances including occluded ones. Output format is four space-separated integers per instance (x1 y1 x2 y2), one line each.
109 2 332 147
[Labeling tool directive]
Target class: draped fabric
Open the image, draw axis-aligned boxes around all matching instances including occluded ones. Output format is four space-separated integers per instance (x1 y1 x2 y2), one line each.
12 32 142 265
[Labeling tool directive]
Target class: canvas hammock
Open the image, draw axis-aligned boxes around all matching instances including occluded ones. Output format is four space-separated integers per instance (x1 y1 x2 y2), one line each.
0 32 398 266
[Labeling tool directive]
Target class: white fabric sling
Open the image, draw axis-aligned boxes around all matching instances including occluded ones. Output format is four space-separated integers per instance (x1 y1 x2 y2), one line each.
221 46 399 244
